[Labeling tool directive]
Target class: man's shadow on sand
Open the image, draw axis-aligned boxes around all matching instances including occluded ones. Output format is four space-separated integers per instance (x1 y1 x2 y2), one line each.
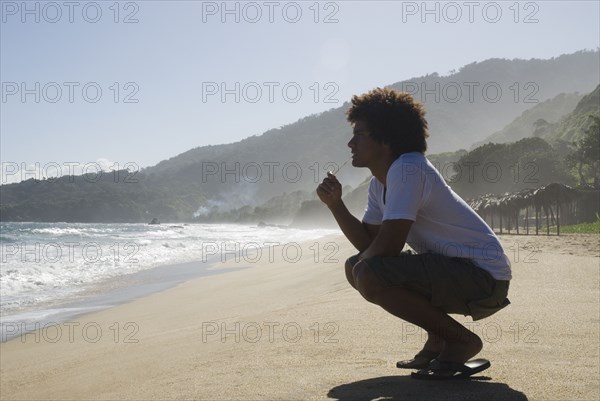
328 374 528 401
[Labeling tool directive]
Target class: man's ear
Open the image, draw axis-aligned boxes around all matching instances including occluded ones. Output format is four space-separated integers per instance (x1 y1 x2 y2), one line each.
382 142 395 159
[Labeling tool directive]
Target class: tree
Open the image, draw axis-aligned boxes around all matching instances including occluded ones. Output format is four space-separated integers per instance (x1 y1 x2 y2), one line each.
566 115 600 188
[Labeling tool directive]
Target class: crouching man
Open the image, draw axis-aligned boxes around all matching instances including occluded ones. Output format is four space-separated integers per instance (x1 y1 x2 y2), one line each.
316 88 511 380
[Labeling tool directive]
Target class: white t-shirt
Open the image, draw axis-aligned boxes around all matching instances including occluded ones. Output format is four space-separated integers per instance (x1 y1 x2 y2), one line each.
362 152 512 281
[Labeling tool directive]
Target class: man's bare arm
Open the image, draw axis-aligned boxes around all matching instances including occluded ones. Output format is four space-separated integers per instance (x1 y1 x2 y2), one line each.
327 201 379 251
359 219 412 260
317 172 376 252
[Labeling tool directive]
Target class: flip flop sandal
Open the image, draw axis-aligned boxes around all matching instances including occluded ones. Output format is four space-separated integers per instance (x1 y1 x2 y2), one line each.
396 349 440 370
410 358 491 380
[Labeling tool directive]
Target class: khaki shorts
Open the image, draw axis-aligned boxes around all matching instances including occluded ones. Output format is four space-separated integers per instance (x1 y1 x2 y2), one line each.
348 252 510 321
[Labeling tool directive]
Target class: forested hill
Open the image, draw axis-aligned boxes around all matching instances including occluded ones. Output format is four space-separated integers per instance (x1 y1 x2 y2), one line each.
148 50 599 177
293 86 599 226
543 83 600 144
389 50 598 152
478 83 600 146
474 92 583 146
1 50 599 222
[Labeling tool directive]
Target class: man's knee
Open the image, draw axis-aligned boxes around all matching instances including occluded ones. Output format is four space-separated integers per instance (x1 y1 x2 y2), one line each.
352 261 384 303
345 257 357 289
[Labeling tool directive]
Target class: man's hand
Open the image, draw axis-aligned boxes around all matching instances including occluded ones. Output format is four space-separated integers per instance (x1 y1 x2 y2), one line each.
316 171 375 252
316 172 343 207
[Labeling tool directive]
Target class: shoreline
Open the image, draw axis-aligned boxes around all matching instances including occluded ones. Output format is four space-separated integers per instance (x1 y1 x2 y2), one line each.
1 234 598 400
1 224 340 342
0 256 244 342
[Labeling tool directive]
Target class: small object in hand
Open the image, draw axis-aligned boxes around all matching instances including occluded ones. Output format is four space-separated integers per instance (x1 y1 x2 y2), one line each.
329 157 352 175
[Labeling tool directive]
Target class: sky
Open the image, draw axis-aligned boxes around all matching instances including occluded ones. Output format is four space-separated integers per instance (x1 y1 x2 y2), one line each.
1 0 599 183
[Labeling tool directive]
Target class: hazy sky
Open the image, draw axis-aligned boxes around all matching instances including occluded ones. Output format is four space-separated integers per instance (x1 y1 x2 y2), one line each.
1 0 599 182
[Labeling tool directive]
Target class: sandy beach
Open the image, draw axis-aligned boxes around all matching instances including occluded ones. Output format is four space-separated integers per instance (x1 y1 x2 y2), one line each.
1 233 598 401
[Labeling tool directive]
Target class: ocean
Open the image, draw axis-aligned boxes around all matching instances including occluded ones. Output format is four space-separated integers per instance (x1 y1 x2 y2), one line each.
0 222 339 340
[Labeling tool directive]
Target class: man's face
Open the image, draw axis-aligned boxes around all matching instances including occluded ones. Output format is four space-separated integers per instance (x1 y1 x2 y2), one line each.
347 120 388 168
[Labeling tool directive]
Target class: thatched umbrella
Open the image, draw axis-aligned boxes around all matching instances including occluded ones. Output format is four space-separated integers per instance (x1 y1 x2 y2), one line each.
469 184 579 236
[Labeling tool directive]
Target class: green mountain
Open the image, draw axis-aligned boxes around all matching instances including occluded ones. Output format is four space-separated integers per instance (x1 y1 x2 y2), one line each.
546 83 600 144
450 137 573 200
476 83 600 149
2 51 599 223
475 92 584 146
0 171 205 222
388 50 599 153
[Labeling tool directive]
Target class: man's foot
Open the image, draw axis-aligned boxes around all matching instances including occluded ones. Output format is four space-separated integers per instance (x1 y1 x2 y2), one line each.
437 334 483 364
396 349 440 369
411 358 491 380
